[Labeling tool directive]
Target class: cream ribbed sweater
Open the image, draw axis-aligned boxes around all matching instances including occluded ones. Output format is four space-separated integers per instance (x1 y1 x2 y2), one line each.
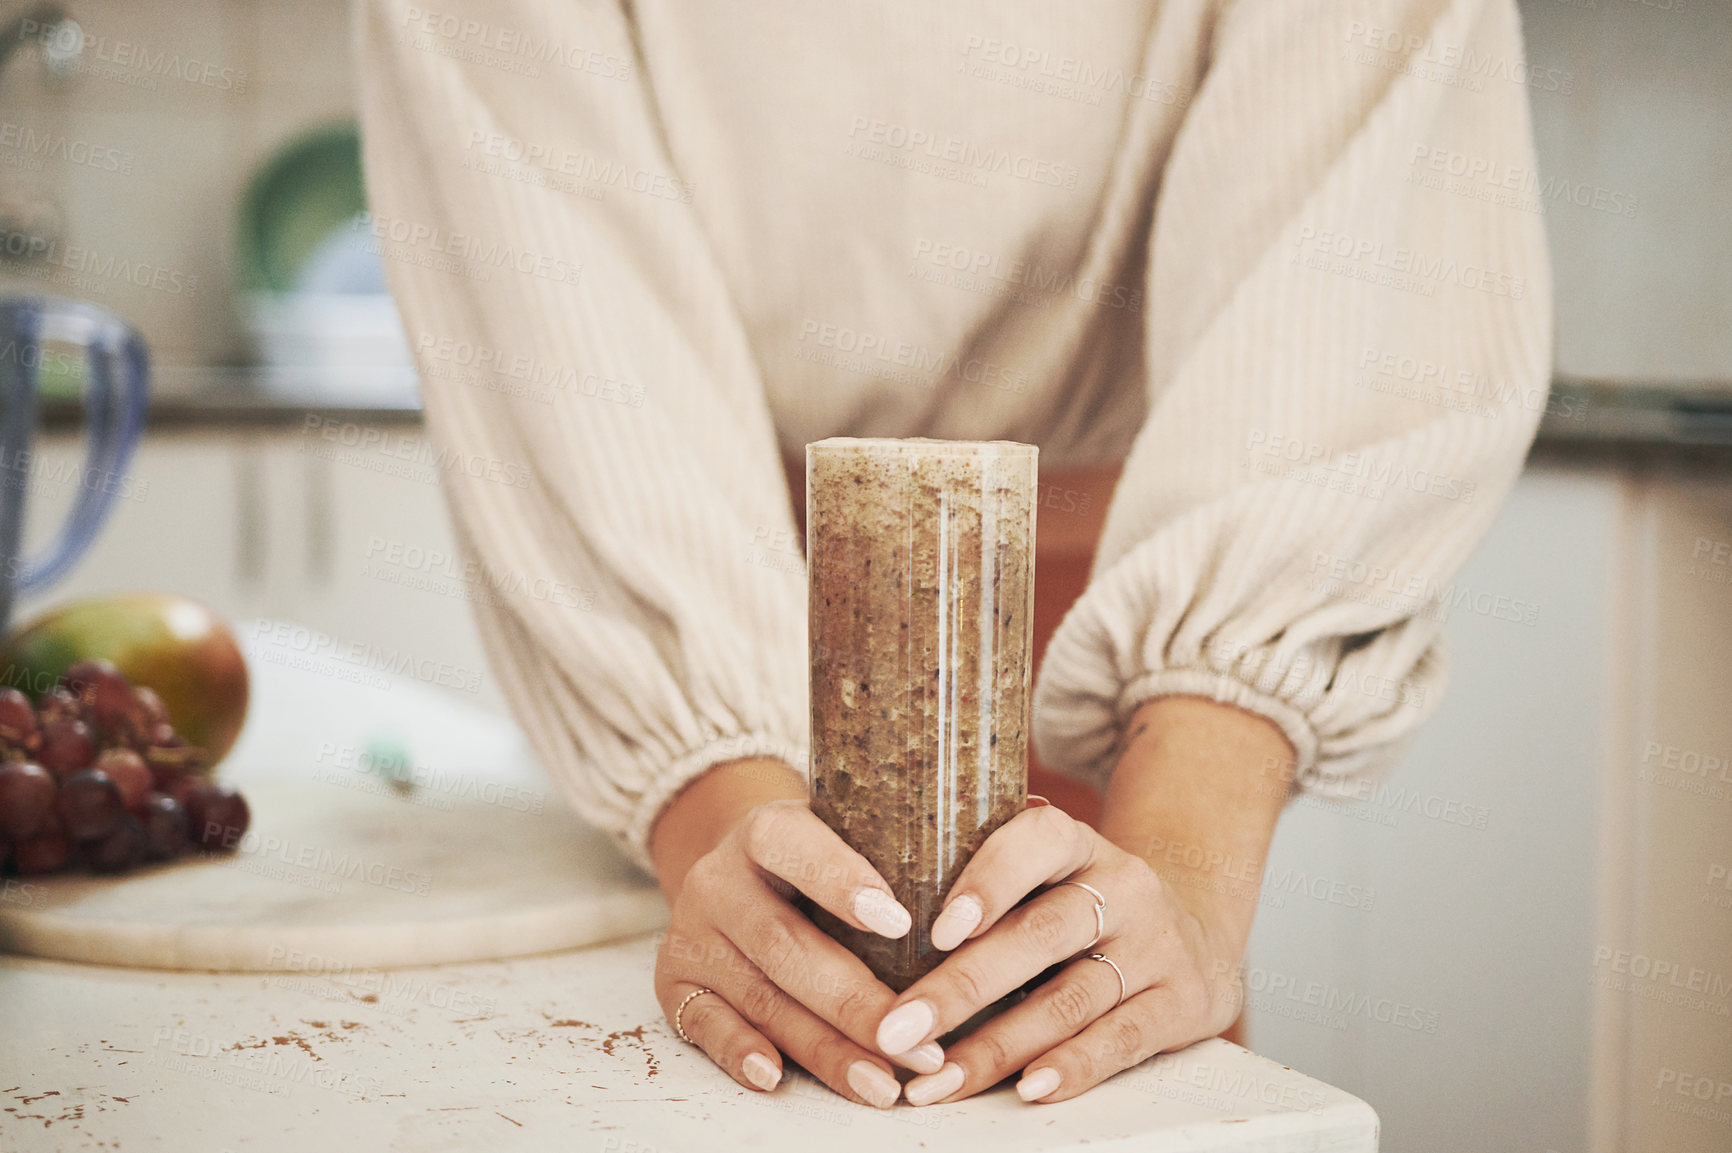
354 0 1552 875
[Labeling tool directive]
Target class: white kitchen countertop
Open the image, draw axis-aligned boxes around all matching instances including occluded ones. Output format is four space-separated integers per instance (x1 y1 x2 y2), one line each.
0 929 1377 1152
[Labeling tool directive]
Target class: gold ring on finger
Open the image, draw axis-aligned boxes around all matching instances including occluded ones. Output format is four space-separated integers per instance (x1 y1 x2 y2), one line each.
1058 879 1107 950
675 987 718 1044
1085 953 1127 1009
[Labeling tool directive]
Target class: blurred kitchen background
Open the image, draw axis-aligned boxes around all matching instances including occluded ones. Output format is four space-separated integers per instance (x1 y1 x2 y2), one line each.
2 1 1729 1150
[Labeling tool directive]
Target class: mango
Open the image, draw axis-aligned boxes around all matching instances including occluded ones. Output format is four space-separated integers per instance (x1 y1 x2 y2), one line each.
0 594 248 768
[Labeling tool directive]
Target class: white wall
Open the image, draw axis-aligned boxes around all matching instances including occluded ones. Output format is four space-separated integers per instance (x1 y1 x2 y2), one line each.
0 0 357 369
1515 0 1732 382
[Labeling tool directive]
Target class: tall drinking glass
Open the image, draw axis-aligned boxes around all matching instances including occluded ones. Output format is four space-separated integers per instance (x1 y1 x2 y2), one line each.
806 437 1036 992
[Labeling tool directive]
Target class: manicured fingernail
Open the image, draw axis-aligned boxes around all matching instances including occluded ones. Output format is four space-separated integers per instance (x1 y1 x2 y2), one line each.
905 1061 966 1107
847 1060 901 1108
876 999 935 1055
852 887 912 938
1026 794 1051 807
930 893 983 951
897 1041 944 1075
1017 1067 1062 1102
742 1052 781 1091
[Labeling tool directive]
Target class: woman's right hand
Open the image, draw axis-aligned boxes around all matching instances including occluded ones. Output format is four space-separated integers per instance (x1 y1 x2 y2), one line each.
650 763 944 1108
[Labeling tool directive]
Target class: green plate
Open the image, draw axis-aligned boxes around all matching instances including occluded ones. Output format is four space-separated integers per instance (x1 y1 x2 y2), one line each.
237 121 367 293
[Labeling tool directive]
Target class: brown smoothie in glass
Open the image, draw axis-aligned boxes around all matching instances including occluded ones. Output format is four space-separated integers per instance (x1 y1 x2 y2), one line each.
806 437 1036 992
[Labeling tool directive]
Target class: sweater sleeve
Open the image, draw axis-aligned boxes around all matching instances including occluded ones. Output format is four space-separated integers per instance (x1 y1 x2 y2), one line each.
1032 0 1553 797
353 0 808 876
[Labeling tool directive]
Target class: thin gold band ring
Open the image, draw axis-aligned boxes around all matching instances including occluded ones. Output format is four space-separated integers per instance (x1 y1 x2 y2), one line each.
675 987 718 1044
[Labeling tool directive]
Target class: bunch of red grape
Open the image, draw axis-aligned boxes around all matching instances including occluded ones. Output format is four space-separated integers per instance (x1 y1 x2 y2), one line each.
0 660 249 876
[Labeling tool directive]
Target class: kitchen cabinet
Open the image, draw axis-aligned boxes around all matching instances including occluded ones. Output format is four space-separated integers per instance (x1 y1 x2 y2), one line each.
1594 471 1732 1153
19 423 506 717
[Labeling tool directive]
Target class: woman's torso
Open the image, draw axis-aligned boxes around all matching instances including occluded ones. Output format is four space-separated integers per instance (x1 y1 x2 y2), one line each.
631 0 1211 467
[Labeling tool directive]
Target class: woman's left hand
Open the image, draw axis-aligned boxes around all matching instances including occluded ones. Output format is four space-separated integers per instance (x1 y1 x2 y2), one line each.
876 800 1244 1106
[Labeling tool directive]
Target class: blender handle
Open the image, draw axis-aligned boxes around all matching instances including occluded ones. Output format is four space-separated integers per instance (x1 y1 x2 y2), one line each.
17 298 150 592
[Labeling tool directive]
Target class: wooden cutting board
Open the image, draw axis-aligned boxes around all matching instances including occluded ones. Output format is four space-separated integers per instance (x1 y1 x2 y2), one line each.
0 630 669 971
0 776 669 971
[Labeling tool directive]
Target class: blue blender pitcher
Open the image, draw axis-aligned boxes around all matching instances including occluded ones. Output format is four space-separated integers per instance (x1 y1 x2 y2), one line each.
0 296 149 635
